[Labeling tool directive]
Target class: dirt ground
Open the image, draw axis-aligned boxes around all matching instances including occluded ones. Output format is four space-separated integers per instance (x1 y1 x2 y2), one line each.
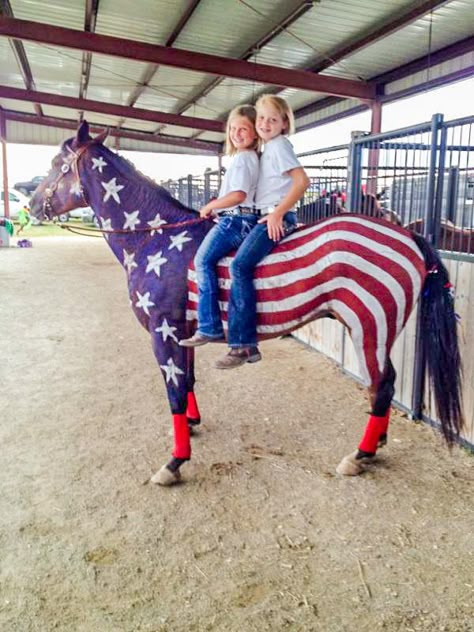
1 236 473 632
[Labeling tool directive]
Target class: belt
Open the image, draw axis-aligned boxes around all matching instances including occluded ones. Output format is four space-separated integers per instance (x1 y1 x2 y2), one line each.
220 206 261 217
257 205 276 216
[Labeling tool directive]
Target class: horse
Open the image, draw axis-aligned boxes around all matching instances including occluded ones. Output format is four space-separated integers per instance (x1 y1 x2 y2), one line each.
404 218 474 255
30 121 464 486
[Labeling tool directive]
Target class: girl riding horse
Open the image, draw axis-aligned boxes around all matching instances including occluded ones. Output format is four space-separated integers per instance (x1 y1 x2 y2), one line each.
30 122 464 486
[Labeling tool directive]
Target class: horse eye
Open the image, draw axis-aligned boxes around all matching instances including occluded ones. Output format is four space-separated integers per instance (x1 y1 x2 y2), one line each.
61 164 70 174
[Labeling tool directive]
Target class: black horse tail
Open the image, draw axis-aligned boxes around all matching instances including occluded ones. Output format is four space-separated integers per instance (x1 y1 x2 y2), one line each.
412 232 464 444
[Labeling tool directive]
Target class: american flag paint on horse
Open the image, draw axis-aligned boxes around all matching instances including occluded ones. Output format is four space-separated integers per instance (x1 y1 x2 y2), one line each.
30 122 463 486
187 215 427 388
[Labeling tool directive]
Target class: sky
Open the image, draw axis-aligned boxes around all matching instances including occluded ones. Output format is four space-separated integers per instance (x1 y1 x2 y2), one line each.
2 76 473 187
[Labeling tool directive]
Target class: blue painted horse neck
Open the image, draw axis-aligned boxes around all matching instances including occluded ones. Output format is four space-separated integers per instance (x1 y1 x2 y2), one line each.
78 142 200 228
73 140 213 274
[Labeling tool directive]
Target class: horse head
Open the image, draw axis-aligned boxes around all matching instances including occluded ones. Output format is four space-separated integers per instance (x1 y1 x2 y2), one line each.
30 121 108 221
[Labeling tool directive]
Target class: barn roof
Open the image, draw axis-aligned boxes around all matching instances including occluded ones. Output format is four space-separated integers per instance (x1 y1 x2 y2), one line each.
0 0 473 155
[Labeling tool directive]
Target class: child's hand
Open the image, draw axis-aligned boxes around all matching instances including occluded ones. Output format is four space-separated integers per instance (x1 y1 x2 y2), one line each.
199 204 215 219
258 213 285 241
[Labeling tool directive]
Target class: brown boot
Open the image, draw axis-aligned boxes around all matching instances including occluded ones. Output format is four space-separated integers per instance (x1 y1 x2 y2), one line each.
215 346 262 369
179 332 224 347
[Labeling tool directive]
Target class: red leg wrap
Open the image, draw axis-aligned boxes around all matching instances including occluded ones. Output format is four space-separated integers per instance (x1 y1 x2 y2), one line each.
172 413 191 459
359 412 390 454
380 409 390 434
186 391 200 420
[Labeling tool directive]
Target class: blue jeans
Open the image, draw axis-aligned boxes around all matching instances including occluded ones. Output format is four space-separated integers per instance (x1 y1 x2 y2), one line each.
228 212 297 347
194 215 258 337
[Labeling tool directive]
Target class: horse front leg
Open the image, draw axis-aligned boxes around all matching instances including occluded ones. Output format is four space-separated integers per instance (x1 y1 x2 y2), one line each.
337 359 396 476
147 328 195 486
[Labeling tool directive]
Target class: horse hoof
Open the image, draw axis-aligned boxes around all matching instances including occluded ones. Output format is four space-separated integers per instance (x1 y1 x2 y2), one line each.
336 451 372 476
150 465 182 486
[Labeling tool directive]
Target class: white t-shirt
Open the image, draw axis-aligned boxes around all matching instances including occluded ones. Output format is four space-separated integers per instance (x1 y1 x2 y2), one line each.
218 150 259 212
255 135 301 208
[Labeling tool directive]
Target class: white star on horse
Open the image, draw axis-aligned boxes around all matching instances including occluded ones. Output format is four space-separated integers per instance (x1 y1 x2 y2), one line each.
123 210 141 230
101 177 124 204
92 157 108 173
160 357 184 386
101 217 112 231
169 231 192 252
135 291 154 316
70 181 82 197
146 251 168 277
155 318 178 343
123 250 138 273
148 213 167 235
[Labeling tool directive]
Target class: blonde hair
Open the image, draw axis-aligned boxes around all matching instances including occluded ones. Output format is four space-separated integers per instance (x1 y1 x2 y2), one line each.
255 94 295 136
225 105 259 156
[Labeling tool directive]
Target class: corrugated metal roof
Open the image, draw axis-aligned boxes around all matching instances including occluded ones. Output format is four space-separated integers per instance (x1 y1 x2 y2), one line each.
0 0 472 153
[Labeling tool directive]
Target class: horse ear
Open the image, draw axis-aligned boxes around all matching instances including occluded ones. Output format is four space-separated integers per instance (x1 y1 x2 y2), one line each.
93 128 109 145
76 120 91 145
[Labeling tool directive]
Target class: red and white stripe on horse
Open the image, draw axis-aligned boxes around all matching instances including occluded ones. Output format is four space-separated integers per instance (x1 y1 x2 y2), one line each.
188 214 426 387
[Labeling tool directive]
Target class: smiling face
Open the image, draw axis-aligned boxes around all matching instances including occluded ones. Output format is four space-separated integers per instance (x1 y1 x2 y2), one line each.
228 115 257 153
256 101 288 143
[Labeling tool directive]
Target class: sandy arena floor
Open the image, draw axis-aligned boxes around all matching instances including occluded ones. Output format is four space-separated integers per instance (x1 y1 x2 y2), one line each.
1 236 473 632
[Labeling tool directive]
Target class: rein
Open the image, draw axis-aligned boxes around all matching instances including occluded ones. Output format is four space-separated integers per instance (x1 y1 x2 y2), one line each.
59 216 208 237
42 141 208 235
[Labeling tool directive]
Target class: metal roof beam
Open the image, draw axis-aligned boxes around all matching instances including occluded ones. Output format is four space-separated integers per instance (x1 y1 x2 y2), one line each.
121 0 203 133
79 0 100 102
0 16 374 99
0 85 224 132
308 0 453 74
250 0 455 130
4 110 221 153
293 27 474 132
372 34 474 86
0 1 43 116
171 0 315 118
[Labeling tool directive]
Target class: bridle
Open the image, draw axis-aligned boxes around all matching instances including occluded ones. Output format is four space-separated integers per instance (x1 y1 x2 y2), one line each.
42 144 90 221
41 142 207 233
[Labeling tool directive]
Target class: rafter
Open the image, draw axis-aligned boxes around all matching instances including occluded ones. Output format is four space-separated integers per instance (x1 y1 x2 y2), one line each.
169 0 315 121
0 85 225 132
0 1 43 116
4 110 221 153
224 0 456 137
0 16 374 100
79 0 100 103
292 33 474 126
307 0 452 75
116 0 203 133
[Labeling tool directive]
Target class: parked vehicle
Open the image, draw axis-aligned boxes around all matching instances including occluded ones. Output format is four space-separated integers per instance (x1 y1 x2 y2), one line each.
0 189 31 219
13 175 45 196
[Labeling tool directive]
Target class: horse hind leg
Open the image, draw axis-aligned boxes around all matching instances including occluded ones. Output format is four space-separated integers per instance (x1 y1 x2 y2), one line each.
337 359 396 476
185 348 201 432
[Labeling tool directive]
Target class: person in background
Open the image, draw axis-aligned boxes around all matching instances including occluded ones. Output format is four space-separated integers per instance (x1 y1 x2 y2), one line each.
16 204 31 235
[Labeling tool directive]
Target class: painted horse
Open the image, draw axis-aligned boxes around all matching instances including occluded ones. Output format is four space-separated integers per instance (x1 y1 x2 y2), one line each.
30 122 463 485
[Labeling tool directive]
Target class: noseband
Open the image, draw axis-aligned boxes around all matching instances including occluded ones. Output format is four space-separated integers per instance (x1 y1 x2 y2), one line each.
42 144 89 220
